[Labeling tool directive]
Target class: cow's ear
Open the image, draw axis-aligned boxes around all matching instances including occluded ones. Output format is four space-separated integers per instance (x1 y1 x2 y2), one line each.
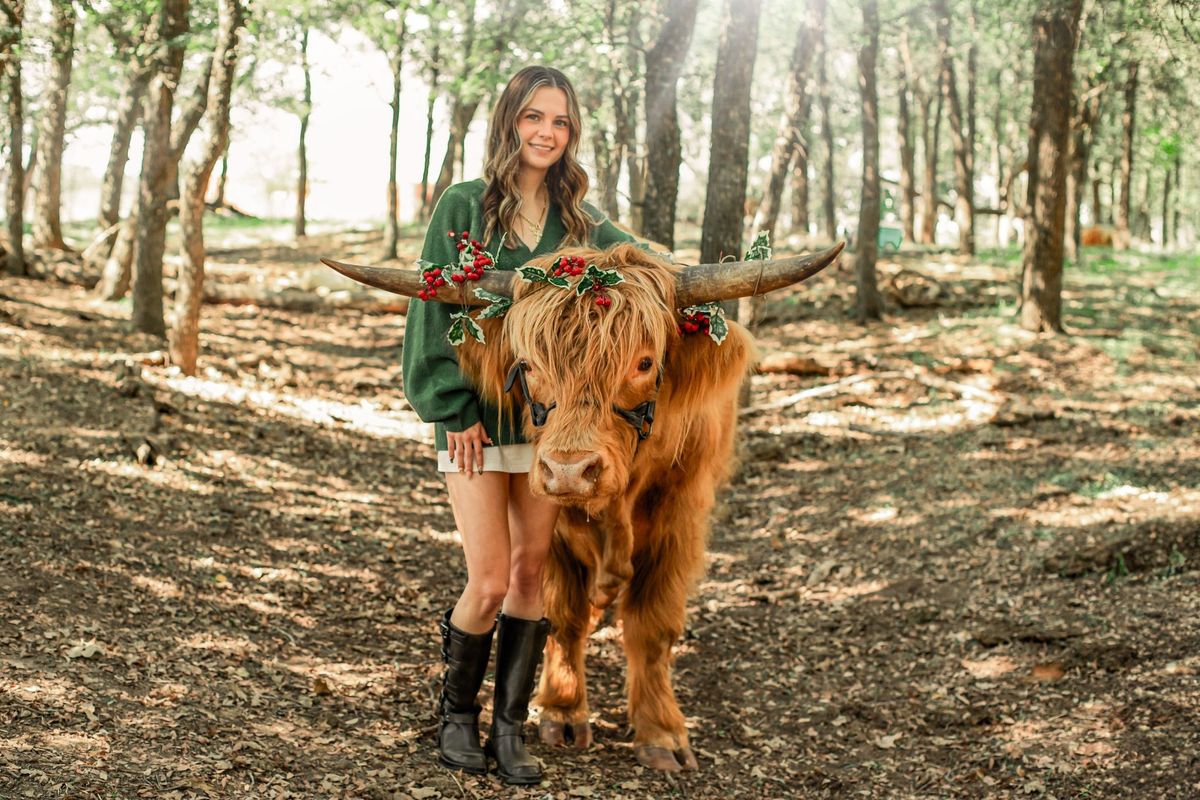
663 319 756 410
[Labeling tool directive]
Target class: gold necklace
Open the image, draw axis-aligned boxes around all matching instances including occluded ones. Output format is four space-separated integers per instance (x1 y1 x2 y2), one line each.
517 190 548 242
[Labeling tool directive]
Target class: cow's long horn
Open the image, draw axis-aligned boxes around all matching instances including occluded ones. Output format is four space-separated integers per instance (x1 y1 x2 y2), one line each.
674 242 845 308
320 258 514 305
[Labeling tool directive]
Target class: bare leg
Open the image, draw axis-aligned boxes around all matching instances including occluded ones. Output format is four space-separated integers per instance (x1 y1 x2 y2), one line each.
502 472 559 620
446 471 511 634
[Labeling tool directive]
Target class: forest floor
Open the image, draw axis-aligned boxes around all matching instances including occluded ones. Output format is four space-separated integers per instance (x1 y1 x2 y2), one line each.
1 226 1198 800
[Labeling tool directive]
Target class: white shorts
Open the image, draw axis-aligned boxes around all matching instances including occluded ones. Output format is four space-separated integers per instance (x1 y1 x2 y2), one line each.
436 443 535 474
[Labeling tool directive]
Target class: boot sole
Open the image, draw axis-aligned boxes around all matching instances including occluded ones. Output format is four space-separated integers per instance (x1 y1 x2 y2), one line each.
437 755 489 776
495 771 542 786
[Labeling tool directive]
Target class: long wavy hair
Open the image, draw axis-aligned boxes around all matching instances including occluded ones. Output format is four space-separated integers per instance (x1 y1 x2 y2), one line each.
481 66 594 249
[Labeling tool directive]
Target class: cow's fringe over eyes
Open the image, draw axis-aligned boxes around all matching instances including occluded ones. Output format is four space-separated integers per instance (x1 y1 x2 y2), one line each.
505 244 679 405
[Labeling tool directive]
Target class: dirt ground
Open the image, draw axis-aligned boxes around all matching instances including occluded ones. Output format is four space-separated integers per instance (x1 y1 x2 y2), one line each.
1 231 1198 800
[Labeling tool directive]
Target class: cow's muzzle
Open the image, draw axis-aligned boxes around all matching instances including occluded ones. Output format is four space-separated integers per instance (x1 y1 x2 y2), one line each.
536 450 603 499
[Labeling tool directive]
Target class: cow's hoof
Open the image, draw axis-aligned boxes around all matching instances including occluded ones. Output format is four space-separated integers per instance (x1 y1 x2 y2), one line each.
539 718 592 750
635 745 698 772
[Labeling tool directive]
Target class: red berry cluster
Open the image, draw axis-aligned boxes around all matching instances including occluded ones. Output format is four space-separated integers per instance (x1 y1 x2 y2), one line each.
678 309 711 336
417 266 446 300
552 255 587 278
592 283 613 307
418 231 494 300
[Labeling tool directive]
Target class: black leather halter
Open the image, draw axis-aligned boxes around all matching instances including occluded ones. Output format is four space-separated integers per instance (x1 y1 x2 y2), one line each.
504 360 662 442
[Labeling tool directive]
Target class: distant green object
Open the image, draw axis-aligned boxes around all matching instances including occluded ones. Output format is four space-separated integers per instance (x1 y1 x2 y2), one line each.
878 225 903 253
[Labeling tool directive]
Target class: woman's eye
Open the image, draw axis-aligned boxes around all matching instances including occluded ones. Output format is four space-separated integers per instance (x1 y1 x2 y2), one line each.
638 357 653 372
554 119 568 128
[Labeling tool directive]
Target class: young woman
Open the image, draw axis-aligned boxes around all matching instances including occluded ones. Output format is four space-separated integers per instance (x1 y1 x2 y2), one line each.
401 66 637 785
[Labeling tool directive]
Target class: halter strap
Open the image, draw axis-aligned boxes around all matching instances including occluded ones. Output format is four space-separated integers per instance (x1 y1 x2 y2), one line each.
503 361 663 442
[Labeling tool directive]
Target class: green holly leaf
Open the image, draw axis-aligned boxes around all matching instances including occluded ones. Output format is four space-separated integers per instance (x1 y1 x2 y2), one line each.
446 317 466 346
463 315 485 343
584 264 625 287
574 277 593 297
475 288 512 319
547 275 571 289
516 266 548 283
744 230 772 261
417 259 440 271
707 308 729 345
680 302 720 316
446 311 486 346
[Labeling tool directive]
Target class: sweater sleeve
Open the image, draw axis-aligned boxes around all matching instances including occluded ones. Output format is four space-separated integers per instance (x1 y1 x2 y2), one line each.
401 188 482 433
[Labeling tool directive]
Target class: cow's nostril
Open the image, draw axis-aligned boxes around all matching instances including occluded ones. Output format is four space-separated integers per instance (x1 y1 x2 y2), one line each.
582 458 601 483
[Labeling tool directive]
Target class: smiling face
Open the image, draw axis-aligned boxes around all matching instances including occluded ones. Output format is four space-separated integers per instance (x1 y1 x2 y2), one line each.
515 86 571 174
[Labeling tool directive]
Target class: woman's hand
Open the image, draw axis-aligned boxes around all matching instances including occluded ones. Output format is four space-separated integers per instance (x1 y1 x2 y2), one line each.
446 422 493 476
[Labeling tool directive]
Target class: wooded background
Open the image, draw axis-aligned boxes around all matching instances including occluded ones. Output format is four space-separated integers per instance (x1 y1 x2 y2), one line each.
0 0 1197 356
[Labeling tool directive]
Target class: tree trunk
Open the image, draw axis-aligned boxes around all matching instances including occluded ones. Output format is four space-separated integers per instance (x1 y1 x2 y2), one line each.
621 16 645 233
1174 150 1182 246
1091 166 1102 226
2 1 25 276
96 216 135 300
419 43 439 221
295 27 310 239
1065 84 1102 262
172 0 243 375
1114 60 1137 249
383 18 407 260
1161 164 1171 248
754 0 825 237
817 21 836 242
855 0 883 323
700 0 762 269
897 30 916 245
92 64 150 265
431 98 481 210
790 124 809 236
921 87 943 244
934 0 974 255
132 0 189 337
31 0 76 251
642 0 701 249
1020 0 1083 334
214 140 229 205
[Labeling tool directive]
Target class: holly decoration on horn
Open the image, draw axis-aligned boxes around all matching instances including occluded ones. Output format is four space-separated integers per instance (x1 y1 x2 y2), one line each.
517 258 625 308
417 230 496 301
676 230 771 346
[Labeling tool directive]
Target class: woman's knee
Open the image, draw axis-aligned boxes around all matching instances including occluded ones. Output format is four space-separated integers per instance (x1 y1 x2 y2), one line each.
508 553 547 598
463 575 509 617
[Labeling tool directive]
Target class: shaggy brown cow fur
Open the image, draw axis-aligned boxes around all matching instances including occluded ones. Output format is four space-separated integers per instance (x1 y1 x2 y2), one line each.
456 243 755 772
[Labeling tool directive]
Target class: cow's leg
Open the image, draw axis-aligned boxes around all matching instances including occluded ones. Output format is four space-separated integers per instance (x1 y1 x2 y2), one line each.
619 538 702 772
590 506 634 610
536 534 594 750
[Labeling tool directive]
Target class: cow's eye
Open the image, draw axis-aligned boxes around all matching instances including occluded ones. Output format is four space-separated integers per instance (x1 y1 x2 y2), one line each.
637 357 654 372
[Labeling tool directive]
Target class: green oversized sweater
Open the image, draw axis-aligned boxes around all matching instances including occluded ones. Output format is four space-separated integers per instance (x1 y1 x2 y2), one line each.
401 179 637 450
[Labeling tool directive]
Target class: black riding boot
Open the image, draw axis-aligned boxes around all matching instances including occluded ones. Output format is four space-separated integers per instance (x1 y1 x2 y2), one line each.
486 613 552 785
437 609 494 775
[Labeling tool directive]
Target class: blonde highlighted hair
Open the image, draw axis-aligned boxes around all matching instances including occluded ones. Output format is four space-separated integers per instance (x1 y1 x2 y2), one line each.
482 66 595 249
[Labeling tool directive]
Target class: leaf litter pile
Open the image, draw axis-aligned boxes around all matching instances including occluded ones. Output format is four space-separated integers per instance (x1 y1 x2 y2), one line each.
1 235 1198 799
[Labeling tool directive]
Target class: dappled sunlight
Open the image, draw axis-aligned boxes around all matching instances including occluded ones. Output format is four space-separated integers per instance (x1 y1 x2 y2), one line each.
999 700 1121 767
130 573 184 600
961 655 1018 679
150 371 431 443
0 446 51 466
79 457 219 494
179 633 263 658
